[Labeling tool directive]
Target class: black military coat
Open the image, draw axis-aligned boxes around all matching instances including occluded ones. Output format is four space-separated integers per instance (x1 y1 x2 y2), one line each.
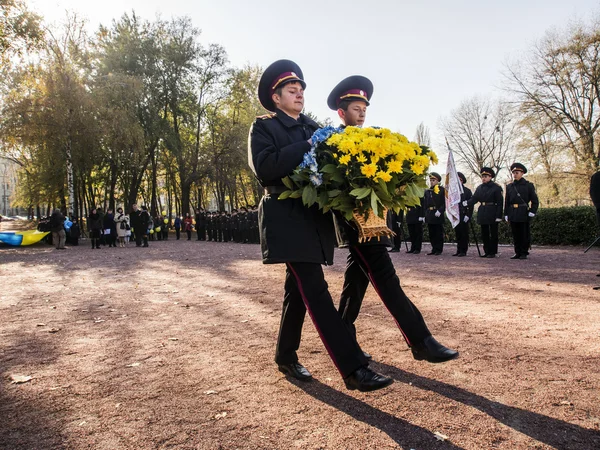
405 199 424 225
468 182 503 225
424 186 446 224
460 186 473 221
504 178 539 222
249 109 336 265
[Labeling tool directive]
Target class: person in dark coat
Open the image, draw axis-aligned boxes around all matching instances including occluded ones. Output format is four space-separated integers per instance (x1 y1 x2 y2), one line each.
249 60 391 392
103 209 117 248
69 216 80 246
452 172 473 257
388 209 404 252
130 204 142 247
88 208 103 249
328 75 458 366
424 172 446 255
195 208 206 241
504 163 539 259
465 167 504 258
50 209 66 250
139 205 151 247
405 200 424 253
174 216 182 240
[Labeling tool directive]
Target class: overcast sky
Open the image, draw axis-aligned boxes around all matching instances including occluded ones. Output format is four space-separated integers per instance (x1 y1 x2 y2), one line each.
30 0 599 172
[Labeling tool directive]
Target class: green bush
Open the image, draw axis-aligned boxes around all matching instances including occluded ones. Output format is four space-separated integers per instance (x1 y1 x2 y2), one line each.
416 206 597 246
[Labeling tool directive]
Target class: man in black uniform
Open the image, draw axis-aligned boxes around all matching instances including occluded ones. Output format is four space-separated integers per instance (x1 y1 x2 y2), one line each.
195 208 206 241
248 60 391 391
329 75 458 364
140 205 151 247
130 204 142 247
452 172 473 256
504 163 539 259
405 200 424 254
465 167 503 258
424 173 446 255
388 209 403 252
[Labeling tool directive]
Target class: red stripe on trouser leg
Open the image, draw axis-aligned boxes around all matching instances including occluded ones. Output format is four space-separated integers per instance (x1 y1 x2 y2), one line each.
286 262 343 376
352 246 413 346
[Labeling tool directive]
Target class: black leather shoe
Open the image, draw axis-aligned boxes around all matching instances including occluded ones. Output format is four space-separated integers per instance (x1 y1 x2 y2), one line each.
426 251 436 255
480 253 488 258
485 254 496 258
406 249 414 253
510 254 520 259
452 252 459 256
411 336 459 363
363 351 372 360
278 362 312 381
389 248 400 253
344 367 393 392
457 252 466 257
412 250 420 254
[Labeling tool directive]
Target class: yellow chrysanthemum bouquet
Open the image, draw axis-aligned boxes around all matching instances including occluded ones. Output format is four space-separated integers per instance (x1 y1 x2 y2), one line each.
280 126 437 231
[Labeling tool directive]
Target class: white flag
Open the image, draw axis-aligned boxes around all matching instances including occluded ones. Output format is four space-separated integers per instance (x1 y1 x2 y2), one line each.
444 148 464 228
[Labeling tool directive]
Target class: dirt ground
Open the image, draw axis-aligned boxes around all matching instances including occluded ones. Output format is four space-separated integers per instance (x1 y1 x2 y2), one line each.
1 223 599 450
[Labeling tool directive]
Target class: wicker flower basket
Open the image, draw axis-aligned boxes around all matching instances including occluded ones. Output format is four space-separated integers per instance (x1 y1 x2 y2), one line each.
352 208 395 243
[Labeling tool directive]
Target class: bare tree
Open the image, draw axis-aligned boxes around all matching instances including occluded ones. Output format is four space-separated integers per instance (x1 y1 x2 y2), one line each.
505 17 600 175
441 96 518 180
414 122 431 146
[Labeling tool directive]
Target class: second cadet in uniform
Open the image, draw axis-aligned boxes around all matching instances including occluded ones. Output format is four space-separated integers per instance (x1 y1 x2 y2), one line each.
329 75 458 364
466 167 503 258
505 162 539 259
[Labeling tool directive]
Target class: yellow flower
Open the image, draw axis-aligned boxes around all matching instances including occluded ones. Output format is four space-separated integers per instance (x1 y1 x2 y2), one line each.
387 160 403 173
433 185 440 194
361 163 378 178
357 154 367 163
375 170 392 182
410 162 425 175
339 154 351 165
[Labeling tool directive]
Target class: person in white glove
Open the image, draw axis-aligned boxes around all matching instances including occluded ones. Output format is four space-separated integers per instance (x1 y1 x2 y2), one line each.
453 172 472 256
505 163 539 259
424 172 446 255
464 167 504 258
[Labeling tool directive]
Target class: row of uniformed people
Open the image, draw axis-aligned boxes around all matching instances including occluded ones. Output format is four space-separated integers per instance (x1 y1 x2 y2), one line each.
192 208 260 243
390 164 539 259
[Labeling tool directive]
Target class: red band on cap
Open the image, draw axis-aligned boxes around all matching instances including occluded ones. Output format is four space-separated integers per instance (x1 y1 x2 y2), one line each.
270 72 300 96
337 89 369 107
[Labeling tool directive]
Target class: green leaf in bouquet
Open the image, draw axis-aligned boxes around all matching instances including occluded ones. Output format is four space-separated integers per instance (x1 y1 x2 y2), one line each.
282 176 294 190
350 187 372 199
328 189 342 198
320 164 338 174
278 190 292 200
317 190 329 209
330 171 345 183
290 189 303 199
302 184 317 207
370 190 380 217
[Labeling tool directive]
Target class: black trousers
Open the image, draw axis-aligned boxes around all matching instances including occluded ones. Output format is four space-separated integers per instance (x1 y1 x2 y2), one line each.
134 231 142 246
481 223 499 255
454 220 469 254
338 245 431 348
428 223 444 253
407 223 423 252
510 221 530 256
275 262 367 378
391 219 402 250
175 228 180 240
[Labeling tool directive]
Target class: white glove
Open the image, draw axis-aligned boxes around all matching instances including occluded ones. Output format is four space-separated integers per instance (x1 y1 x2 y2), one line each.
462 201 468 207
418 217 425 222
434 210 441 217
504 216 508 221
495 218 502 222
463 216 469 223
528 212 535 217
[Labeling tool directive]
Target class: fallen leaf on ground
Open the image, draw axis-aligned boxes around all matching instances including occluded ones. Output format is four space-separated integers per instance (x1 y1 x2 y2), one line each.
48 328 61 333
126 362 141 367
168 337 178 341
434 432 449 441
10 374 32 384
214 412 227 419
204 390 217 395
36 323 46 327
